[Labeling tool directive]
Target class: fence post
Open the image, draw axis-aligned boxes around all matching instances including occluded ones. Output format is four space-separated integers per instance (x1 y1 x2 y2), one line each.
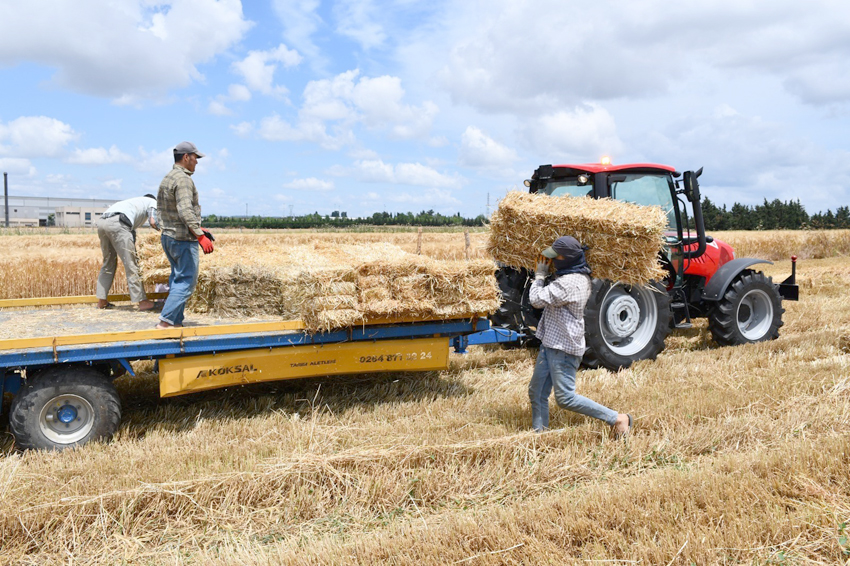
416 227 422 255
464 230 470 260
4 172 8 228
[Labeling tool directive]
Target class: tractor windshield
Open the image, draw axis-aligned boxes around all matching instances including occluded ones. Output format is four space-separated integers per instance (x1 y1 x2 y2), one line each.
536 178 592 198
609 173 677 230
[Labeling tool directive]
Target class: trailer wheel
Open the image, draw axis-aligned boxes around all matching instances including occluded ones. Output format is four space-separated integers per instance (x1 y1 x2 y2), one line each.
9 365 121 451
708 271 784 346
583 279 672 371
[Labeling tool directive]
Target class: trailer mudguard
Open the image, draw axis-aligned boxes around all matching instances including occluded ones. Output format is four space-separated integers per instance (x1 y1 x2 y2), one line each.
702 258 774 301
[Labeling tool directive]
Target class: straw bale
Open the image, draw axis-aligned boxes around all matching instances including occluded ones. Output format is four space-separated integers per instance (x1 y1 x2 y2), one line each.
487 191 667 286
136 235 500 332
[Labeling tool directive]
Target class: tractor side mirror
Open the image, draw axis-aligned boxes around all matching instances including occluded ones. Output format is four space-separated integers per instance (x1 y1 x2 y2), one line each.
535 164 554 180
683 167 703 203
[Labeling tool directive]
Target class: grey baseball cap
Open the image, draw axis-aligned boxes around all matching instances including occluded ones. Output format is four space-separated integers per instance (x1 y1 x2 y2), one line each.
173 141 205 158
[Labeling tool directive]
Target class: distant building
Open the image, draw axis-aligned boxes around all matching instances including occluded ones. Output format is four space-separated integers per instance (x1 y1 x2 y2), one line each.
1 196 116 227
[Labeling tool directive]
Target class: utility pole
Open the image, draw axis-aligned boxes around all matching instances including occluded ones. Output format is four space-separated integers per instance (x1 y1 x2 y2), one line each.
289 204 294 218
4 173 8 228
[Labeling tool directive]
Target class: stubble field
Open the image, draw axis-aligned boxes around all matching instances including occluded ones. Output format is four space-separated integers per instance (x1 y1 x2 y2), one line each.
0 228 848 565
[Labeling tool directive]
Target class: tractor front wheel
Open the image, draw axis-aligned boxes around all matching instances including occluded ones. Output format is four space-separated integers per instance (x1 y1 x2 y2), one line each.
708 271 783 346
9 365 121 451
583 280 672 371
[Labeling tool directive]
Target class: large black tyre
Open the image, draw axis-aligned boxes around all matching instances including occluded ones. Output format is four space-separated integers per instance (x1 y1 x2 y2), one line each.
708 271 784 346
9 365 121 451
583 279 673 371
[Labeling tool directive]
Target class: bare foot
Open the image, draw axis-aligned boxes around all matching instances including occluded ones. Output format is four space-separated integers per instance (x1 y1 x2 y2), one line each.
97 299 113 309
138 299 155 311
611 413 632 439
155 321 174 329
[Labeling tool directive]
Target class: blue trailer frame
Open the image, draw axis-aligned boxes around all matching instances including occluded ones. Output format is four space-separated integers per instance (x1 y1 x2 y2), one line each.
1 319 519 400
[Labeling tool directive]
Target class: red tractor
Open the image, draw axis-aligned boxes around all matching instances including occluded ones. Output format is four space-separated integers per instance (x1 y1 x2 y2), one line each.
491 161 799 371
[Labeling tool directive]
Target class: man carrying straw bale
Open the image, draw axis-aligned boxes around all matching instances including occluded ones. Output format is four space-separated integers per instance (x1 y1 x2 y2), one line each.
528 235 632 438
155 141 215 329
96 194 159 311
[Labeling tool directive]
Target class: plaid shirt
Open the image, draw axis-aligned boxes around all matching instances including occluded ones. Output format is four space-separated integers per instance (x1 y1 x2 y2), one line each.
157 164 203 241
529 273 592 356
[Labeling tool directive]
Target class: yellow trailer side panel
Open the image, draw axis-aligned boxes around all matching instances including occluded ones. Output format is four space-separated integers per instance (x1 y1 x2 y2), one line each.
159 337 449 397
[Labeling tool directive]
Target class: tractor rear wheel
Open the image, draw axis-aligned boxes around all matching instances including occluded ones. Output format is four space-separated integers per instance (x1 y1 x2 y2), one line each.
708 271 783 346
583 279 672 371
9 365 121 451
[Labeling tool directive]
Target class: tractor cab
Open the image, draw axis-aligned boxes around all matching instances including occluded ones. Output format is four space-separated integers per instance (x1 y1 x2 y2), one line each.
526 161 718 285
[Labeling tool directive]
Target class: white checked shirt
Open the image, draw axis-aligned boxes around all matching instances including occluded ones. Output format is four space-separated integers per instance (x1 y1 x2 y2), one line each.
529 273 592 356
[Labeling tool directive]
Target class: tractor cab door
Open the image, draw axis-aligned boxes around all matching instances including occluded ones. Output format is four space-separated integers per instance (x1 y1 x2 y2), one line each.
606 171 686 279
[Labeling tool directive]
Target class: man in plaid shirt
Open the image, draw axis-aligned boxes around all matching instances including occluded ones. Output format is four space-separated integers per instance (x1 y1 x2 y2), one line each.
529 236 631 437
155 141 215 329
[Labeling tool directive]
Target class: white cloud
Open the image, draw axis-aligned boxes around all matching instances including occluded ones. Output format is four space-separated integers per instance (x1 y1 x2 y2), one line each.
419 0 850 114
66 145 132 165
459 126 518 169
248 70 439 149
342 159 464 188
232 44 301 96
250 113 353 150
208 84 254 115
517 105 624 160
272 0 324 64
103 179 122 190
0 0 252 101
135 147 175 174
0 116 78 158
282 177 335 192
333 0 386 50
0 158 36 177
386 188 462 207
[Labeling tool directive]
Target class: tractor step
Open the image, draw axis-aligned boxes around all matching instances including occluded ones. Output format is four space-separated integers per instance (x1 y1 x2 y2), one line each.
675 321 693 329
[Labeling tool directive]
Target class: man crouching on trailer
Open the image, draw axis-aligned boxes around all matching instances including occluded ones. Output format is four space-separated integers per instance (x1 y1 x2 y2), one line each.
96 194 159 311
155 141 215 330
528 236 632 438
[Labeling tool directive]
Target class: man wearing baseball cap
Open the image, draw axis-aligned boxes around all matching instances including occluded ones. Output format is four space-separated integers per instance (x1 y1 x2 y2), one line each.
528 235 632 438
154 141 215 329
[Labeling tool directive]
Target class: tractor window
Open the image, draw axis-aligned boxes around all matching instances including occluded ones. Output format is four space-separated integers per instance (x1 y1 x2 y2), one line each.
609 174 677 229
536 178 592 198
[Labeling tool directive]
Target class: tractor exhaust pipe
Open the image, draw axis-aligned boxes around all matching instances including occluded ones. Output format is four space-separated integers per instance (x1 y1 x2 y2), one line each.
683 168 707 260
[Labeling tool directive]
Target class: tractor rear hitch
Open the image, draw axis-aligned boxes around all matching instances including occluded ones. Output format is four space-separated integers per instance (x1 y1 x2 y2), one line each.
778 255 799 301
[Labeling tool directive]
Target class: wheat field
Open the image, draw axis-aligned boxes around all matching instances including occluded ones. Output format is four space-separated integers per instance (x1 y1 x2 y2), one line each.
0 229 848 565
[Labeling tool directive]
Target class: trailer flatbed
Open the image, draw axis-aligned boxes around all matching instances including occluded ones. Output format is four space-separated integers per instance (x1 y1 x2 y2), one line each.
1 299 518 450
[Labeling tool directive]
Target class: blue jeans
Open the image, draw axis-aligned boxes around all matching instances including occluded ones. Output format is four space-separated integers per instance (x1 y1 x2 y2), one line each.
529 345 618 431
159 234 199 326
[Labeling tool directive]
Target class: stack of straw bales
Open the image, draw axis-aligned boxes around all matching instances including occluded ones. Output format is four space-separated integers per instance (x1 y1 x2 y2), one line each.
487 191 668 286
137 235 499 332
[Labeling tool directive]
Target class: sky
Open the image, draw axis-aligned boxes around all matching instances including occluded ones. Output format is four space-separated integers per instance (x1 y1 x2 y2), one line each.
0 0 849 219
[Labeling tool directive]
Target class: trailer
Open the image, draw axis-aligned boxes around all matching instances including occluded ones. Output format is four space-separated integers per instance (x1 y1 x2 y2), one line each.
0 295 518 450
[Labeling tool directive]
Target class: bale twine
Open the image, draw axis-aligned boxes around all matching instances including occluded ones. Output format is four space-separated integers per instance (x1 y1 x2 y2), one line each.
487 191 668 286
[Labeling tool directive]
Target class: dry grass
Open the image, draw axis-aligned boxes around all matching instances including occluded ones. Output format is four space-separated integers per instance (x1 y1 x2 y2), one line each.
0 230 849 565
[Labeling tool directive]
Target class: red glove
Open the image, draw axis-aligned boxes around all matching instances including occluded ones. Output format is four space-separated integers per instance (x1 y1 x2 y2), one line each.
197 233 214 254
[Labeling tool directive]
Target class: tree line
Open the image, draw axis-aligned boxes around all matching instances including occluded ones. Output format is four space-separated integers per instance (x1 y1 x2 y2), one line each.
202 201 847 230
701 198 849 230
202 210 489 229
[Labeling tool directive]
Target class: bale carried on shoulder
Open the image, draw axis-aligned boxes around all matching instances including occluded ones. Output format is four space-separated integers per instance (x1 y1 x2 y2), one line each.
487 191 668 286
